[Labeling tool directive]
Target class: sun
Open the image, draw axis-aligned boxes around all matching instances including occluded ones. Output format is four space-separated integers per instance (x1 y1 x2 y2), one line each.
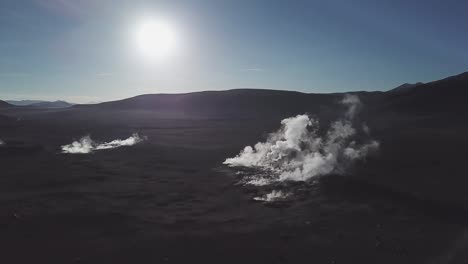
134 18 178 59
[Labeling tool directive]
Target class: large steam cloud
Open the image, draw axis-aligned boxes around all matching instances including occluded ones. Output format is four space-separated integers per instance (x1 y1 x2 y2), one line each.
224 94 379 188
61 133 144 154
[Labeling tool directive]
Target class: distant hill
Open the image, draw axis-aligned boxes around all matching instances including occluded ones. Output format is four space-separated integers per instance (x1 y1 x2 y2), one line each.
388 82 424 94
28 100 73 108
383 71 468 114
6 100 46 106
0 100 12 108
75 71 468 119
77 89 385 119
7 100 73 108
443 71 468 81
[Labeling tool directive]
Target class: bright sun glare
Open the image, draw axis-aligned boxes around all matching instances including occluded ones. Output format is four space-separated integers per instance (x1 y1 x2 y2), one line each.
135 18 178 59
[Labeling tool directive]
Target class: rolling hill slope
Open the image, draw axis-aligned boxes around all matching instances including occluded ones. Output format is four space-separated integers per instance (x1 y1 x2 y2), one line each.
0 100 12 108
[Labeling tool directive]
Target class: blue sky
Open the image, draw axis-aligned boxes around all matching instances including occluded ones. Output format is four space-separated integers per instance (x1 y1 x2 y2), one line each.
0 0 467 103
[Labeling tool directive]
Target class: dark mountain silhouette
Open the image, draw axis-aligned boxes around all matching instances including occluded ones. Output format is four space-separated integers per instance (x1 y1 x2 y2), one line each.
76 89 385 120
5 71 467 121
389 82 424 94
7 100 46 106
383 71 468 115
0 100 12 108
28 100 73 108
75 71 467 117
7 100 73 108
444 71 468 81
69 71 468 121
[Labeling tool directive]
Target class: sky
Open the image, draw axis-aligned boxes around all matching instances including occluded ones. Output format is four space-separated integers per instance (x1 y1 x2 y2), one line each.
0 0 467 103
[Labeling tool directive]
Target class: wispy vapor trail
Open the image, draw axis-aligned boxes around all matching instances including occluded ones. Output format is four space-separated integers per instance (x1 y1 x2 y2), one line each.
61 133 144 154
253 190 291 202
224 94 379 192
95 135 143 150
341 94 362 119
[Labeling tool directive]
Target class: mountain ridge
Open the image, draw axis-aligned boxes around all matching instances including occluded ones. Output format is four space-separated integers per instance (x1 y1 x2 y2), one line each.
0 100 12 108
7 100 73 108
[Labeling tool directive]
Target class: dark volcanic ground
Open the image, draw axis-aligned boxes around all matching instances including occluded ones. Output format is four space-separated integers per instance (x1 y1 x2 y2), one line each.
1 73 468 264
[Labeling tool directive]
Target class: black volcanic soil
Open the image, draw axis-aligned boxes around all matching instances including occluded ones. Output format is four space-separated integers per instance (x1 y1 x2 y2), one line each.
1 73 468 263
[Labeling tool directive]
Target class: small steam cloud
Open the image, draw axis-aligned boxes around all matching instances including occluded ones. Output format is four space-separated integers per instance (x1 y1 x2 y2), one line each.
0 139 4 146
61 133 144 154
341 93 361 119
253 190 291 202
224 94 379 200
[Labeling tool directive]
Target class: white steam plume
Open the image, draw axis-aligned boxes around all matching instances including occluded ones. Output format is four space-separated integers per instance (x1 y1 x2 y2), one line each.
95 135 143 150
61 133 144 154
253 190 291 202
0 139 4 146
224 94 379 185
341 93 361 119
